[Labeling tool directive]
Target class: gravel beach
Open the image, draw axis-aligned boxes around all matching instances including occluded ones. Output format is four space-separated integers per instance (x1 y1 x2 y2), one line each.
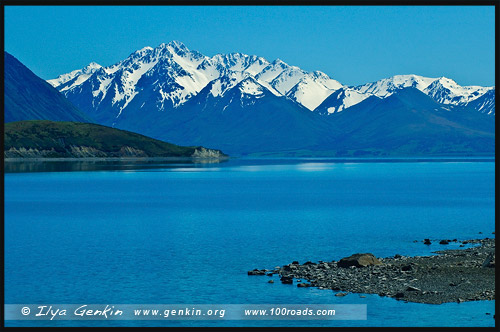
249 238 495 304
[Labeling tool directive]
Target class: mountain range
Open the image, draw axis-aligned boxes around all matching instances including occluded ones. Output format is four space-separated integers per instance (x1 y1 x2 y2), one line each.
47 41 495 116
4 42 495 156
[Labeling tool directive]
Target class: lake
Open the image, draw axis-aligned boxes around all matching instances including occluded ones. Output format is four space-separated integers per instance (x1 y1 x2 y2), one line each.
4 158 495 327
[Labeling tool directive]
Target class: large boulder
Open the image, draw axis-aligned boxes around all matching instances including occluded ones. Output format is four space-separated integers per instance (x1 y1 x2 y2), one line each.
337 253 382 268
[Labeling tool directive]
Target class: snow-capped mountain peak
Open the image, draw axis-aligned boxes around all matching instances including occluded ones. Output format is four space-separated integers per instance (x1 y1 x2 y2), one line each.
285 72 343 111
354 74 436 97
272 58 288 66
47 61 103 88
424 77 494 105
158 40 189 55
348 74 494 112
83 62 102 73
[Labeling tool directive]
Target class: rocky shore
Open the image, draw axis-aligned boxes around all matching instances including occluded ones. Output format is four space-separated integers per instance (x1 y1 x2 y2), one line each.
249 238 495 304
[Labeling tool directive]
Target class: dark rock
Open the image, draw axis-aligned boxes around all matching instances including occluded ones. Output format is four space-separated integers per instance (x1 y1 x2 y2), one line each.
268 280 274 284
292 261 300 265
335 292 348 297
401 264 412 271
424 239 432 245
248 269 266 276
394 292 405 298
439 240 450 245
280 276 293 284
337 253 382 268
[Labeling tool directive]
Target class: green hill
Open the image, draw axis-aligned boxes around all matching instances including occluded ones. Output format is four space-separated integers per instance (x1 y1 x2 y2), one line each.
4 120 226 159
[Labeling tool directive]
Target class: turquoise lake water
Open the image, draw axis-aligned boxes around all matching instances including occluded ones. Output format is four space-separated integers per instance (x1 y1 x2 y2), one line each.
4 159 495 327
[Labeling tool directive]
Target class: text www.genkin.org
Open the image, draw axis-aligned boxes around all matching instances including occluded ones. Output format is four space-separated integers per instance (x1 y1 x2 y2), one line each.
135 306 227 318
5 304 367 321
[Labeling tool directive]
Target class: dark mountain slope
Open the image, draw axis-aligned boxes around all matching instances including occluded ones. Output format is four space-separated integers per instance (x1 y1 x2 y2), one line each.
324 88 494 156
4 52 92 123
109 78 341 156
466 89 495 115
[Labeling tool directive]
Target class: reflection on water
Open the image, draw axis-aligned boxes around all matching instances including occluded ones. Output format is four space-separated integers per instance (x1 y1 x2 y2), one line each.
3 158 229 173
4 157 494 173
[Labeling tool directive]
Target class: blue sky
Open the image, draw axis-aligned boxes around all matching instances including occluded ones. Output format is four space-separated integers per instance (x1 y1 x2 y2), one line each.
4 5 495 86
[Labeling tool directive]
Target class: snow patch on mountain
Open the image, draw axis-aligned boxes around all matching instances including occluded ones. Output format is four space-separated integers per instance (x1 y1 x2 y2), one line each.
316 88 375 115
209 71 249 97
92 76 113 101
238 77 265 96
286 71 343 110
112 58 158 115
267 65 307 95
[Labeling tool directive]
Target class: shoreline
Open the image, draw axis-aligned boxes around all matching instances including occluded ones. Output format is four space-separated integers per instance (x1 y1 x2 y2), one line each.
3 156 230 162
4 156 494 162
250 238 495 305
